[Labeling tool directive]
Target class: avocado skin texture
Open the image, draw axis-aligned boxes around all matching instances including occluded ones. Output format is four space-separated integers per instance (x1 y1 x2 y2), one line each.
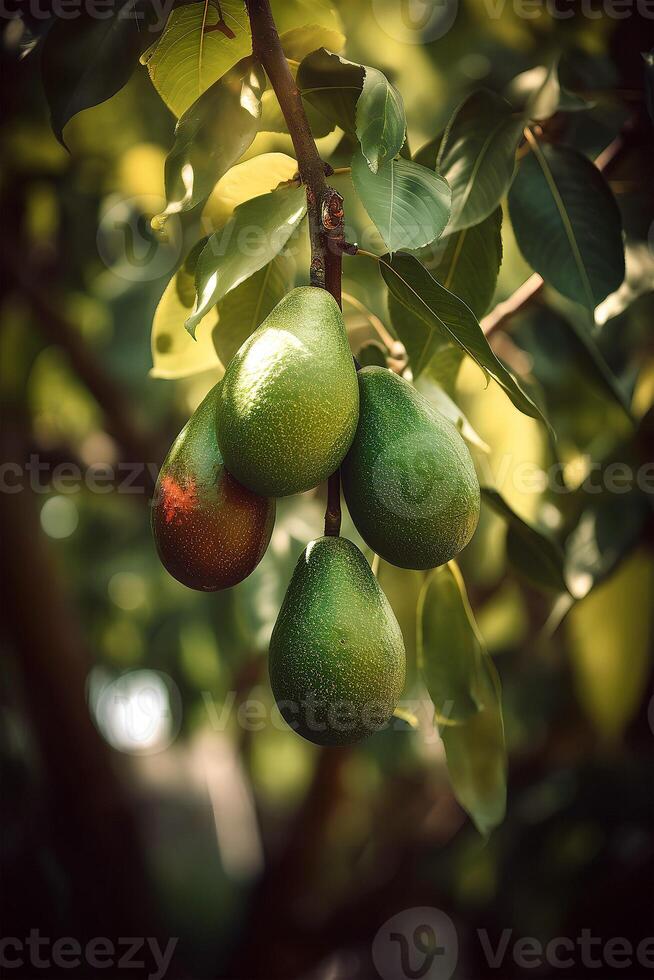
217 287 359 497
341 367 480 570
269 536 405 745
152 383 275 591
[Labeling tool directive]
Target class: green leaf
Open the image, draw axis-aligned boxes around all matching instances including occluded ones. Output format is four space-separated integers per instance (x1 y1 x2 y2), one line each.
421 344 464 397
212 254 295 364
418 563 485 725
42 0 159 143
423 207 503 319
481 486 568 593
146 0 344 118
380 252 547 425
157 57 265 225
297 48 365 134
356 68 406 172
440 651 507 836
505 61 591 121
437 89 523 232
187 184 306 336
145 0 252 118
564 492 649 599
412 134 443 169
566 549 653 740
415 375 490 452
352 151 451 253
508 141 625 311
151 271 221 380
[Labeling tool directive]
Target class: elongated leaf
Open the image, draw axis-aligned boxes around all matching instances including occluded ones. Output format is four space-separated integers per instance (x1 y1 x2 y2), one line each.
440 652 507 836
356 68 406 172
415 375 489 452
297 48 365 134
423 207 503 319
42 0 160 143
212 254 295 364
437 89 523 232
352 151 451 253
380 252 547 424
482 487 568 593
418 563 485 725
187 184 306 336
147 0 343 118
508 142 625 311
505 62 590 121
567 549 653 740
157 57 265 224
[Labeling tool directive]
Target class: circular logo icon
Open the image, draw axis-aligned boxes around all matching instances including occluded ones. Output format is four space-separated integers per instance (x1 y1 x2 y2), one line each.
96 194 182 282
92 669 182 755
370 0 459 45
372 907 458 980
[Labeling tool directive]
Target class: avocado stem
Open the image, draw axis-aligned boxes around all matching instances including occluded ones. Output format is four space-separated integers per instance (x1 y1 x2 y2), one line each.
324 469 342 537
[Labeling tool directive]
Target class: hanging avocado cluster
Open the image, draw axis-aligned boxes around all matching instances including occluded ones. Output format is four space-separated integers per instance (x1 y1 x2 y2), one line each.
153 286 480 744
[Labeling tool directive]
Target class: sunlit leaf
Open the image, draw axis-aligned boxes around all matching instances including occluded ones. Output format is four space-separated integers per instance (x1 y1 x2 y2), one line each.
505 61 591 121
145 0 251 118
481 487 568 593
437 89 523 232
213 254 295 364
157 57 265 224
380 252 547 425
203 152 298 229
151 272 222 380
146 0 343 118
566 549 653 740
187 184 306 336
352 151 451 253
418 563 485 725
356 67 406 172
508 141 625 311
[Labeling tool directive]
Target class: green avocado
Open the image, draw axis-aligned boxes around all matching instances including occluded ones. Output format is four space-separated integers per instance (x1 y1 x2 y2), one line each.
269 536 406 745
152 383 275 591
341 367 480 569
216 286 359 497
